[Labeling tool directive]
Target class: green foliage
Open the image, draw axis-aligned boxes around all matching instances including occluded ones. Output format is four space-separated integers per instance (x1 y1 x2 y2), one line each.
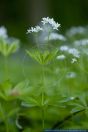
26 49 58 65
1 24 88 131
0 38 19 57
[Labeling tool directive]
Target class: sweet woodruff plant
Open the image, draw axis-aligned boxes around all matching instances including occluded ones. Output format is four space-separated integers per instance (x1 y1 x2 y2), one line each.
26 17 61 129
0 17 88 131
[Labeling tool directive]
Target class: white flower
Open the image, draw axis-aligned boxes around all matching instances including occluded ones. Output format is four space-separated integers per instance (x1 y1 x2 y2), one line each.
27 26 43 33
60 46 80 58
66 26 87 37
66 72 76 78
42 17 60 30
70 97 75 100
68 48 80 58
0 26 8 39
45 33 66 41
74 39 88 46
71 58 77 63
35 26 43 32
60 45 69 51
56 54 66 60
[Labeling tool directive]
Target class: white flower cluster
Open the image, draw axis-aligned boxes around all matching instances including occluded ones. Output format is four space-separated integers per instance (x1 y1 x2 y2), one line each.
74 39 88 46
60 45 80 58
60 45 69 51
66 26 87 37
27 17 60 34
70 97 76 100
42 17 60 30
68 48 80 58
45 33 66 41
0 26 8 39
27 26 43 33
71 58 77 63
56 54 66 60
66 72 76 79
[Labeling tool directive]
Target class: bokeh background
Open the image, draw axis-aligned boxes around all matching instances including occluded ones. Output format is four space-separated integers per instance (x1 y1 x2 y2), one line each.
0 0 88 43
0 1 88 131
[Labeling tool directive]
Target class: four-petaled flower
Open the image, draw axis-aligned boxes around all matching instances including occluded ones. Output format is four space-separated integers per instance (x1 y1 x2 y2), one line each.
27 26 43 33
42 17 60 30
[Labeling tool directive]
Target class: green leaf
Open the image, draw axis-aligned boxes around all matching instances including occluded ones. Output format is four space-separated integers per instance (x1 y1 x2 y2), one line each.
10 80 31 97
7 108 19 118
26 49 58 65
0 38 19 57
71 107 84 114
7 41 19 55
0 80 12 100
0 103 6 121
21 97 40 107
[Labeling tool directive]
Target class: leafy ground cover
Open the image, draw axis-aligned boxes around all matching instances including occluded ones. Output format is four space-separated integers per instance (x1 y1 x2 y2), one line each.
0 18 88 132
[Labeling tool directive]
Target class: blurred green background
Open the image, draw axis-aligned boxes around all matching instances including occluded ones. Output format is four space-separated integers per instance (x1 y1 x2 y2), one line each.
0 0 88 43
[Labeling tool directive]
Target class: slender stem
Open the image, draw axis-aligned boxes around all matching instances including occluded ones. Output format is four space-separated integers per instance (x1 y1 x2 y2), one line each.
35 33 40 50
41 30 51 130
47 30 51 47
5 120 9 132
0 103 9 132
4 56 8 80
52 109 85 129
42 65 44 105
41 64 45 130
42 107 45 130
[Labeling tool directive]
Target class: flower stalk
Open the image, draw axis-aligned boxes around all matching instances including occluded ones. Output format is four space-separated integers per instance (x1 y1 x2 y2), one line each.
41 64 45 130
4 56 8 80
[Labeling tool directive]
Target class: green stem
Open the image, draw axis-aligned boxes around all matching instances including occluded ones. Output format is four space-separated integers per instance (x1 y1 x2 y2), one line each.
0 103 9 132
47 30 51 47
4 56 8 80
42 107 45 130
52 109 85 129
5 120 9 132
35 33 40 50
42 65 44 105
41 65 45 130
